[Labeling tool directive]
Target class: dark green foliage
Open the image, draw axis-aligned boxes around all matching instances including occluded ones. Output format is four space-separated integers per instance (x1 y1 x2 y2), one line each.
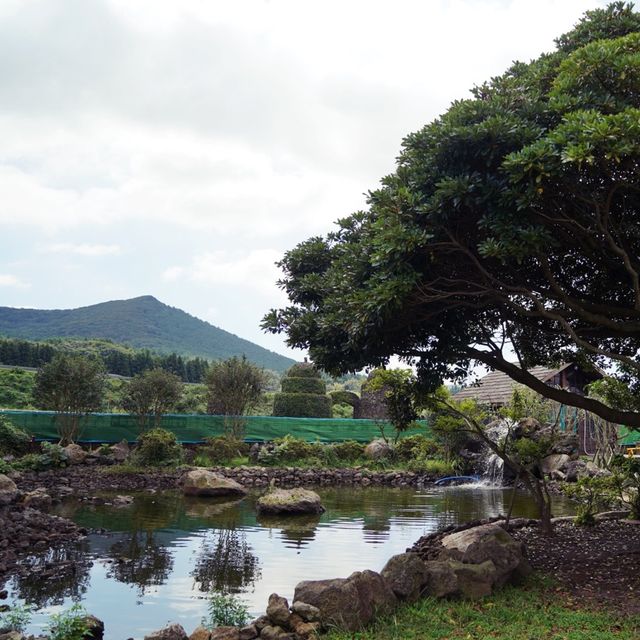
263 3 640 428
133 428 183 467
12 442 69 471
330 440 364 462
329 390 360 406
0 295 295 372
273 362 332 417
202 436 249 464
610 454 640 519
33 354 106 445
394 434 440 462
122 368 184 430
257 435 323 465
281 377 326 394
0 415 31 456
203 593 249 629
566 476 615 526
272 393 332 418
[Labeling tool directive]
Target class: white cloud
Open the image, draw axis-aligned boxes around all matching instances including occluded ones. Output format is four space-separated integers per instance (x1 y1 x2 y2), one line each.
0 274 29 288
44 243 122 256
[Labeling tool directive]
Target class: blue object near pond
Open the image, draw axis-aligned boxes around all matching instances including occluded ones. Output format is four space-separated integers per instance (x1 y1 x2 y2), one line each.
434 475 481 486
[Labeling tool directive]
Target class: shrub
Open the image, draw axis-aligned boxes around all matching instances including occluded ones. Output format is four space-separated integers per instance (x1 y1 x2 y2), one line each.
0 416 31 456
281 377 326 394
202 593 249 629
46 603 91 640
133 428 183 467
40 442 69 468
394 435 440 462
202 436 249 465
285 363 322 379
331 440 365 462
272 393 332 418
0 602 33 633
12 453 45 472
257 435 322 465
406 458 456 475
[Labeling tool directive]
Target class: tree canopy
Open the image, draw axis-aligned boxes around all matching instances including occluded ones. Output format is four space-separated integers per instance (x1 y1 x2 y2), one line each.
263 3 640 427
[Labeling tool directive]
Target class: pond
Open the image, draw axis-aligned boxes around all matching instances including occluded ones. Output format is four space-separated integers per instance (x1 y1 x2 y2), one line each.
8 486 575 639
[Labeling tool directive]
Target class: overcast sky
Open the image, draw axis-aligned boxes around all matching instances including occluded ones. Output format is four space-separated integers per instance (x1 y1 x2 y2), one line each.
0 0 608 360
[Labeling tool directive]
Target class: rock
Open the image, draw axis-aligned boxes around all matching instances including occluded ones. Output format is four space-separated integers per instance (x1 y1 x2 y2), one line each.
251 616 269 632
257 489 324 516
540 454 570 475
595 510 630 521
0 632 24 640
112 495 134 507
449 560 496 599
110 439 131 462
290 602 321 623
440 523 531 589
266 593 290 627
238 624 258 640
23 488 52 511
422 560 459 598
364 439 392 461
0 475 18 505
292 621 320 638
585 461 609 477
293 570 397 631
144 623 188 640
564 459 587 482
183 470 247 498
188 626 211 640
83 614 105 640
64 443 87 465
380 552 428 601
259 626 285 640
209 628 240 640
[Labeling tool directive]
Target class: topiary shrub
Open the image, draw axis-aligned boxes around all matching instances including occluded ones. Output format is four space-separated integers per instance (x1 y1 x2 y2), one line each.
133 428 183 467
272 393 333 418
281 377 326 394
272 363 333 418
0 416 32 456
202 436 249 464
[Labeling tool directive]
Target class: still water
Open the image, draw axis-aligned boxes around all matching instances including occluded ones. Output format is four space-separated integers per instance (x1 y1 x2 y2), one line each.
9 486 575 639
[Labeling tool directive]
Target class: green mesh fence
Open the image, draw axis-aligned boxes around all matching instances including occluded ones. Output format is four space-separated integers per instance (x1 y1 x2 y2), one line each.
0 410 429 443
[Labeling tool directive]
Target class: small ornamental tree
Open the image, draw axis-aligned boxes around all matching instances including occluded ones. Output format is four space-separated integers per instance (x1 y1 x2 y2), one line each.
206 356 267 437
272 363 332 418
122 368 184 431
34 354 106 445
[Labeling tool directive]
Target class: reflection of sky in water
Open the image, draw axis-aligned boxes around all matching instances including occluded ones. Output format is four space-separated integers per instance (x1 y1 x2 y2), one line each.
8 486 575 640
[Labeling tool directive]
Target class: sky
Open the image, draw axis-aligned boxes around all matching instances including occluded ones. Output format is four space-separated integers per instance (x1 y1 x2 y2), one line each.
0 0 610 360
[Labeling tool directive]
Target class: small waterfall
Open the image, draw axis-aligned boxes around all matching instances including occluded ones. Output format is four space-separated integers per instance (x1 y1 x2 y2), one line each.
479 419 513 487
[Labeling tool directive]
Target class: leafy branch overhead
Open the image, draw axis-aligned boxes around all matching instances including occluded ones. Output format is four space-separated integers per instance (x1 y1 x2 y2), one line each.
263 2 640 427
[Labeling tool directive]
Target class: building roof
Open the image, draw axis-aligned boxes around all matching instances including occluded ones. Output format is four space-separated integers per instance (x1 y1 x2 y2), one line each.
453 364 572 406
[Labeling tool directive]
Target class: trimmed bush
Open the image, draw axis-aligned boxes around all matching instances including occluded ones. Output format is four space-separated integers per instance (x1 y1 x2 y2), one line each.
272 393 333 418
285 363 322 379
281 377 326 394
133 428 183 467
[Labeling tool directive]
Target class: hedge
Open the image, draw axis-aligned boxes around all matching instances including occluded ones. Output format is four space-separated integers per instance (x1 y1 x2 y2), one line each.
272 393 333 418
281 377 327 394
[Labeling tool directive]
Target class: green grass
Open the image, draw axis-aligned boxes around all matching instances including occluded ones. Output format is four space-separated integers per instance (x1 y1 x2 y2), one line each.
326 576 639 640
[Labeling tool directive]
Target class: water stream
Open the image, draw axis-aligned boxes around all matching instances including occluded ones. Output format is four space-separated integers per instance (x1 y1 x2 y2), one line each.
7 486 575 639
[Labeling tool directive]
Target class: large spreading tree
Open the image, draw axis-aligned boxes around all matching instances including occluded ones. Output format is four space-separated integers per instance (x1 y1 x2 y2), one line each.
264 3 640 428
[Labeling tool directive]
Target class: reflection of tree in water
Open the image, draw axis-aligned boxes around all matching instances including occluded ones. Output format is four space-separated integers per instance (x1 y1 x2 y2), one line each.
192 528 261 594
11 542 91 607
105 530 174 596
257 514 320 550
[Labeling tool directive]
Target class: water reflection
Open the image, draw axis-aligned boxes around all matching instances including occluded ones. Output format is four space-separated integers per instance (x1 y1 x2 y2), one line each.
11 542 91 607
105 530 174 598
192 528 261 594
257 514 321 549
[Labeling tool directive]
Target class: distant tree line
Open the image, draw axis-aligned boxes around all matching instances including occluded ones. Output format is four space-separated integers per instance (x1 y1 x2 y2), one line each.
0 337 210 382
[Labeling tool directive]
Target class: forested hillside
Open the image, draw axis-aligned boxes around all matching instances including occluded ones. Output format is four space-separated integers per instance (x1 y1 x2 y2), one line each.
0 296 296 372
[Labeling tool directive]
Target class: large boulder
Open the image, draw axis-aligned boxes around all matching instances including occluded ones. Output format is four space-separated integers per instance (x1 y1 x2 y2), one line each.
0 475 19 505
380 553 428 601
144 624 188 640
110 439 130 462
256 489 324 516
183 470 247 498
364 439 393 461
440 523 531 588
293 570 397 631
540 453 571 475
64 443 87 465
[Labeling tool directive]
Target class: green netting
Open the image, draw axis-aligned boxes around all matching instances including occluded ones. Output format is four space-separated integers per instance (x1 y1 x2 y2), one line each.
0 410 429 443
618 426 640 446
